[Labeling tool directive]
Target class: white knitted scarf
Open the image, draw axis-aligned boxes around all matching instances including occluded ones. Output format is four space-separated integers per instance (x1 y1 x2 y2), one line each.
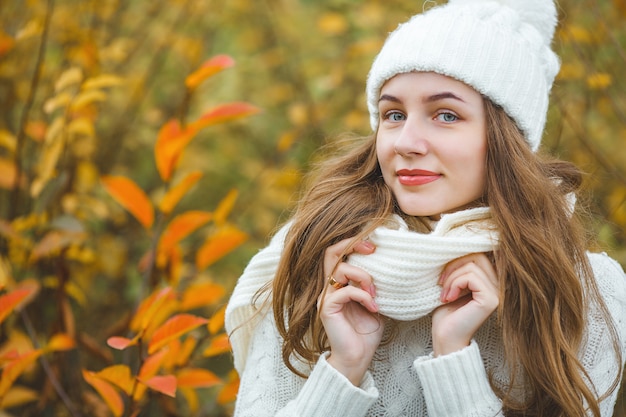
225 207 499 373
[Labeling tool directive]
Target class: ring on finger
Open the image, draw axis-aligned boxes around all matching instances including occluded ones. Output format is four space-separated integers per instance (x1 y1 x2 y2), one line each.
327 275 347 289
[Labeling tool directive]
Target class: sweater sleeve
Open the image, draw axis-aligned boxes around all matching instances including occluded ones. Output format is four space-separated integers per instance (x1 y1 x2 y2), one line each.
233 311 378 417
413 341 504 417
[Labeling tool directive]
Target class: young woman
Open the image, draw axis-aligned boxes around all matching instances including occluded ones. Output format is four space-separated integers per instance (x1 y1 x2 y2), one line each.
225 0 626 416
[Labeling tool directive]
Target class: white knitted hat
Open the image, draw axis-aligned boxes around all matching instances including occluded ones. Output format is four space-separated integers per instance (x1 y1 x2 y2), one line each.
366 0 561 151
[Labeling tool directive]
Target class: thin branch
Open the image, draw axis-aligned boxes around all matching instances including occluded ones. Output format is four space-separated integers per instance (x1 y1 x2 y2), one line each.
20 309 83 417
9 0 55 220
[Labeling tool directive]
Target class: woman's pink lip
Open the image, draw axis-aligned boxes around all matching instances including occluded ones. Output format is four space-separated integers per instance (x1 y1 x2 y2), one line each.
396 169 441 186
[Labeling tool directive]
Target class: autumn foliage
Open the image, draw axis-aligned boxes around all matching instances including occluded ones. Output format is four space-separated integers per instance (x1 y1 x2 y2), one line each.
1 0 626 416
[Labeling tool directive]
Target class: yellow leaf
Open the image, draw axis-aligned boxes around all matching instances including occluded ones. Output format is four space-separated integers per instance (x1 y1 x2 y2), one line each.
175 336 197 367
0 385 38 408
213 189 238 226
586 73 612 90
317 12 349 36
96 365 134 395
0 129 16 153
208 305 227 335
179 386 199 413
0 350 43 398
217 373 240 405
82 370 124 417
55 67 83 92
0 157 18 190
70 90 107 111
158 171 203 214
202 333 230 358
30 138 64 197
43 92 72 114
67 117 95 137
45 333 75 352
196 224 248 270
82 74 124 90
101 176 154 229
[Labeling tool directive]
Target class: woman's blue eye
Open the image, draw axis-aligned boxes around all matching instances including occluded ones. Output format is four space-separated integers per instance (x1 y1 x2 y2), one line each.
437 112 458 122
387 111 406 121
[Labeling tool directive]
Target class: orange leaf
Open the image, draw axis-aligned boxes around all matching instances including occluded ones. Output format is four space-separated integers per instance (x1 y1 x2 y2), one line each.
208 305 227 335
130 287 175 332
0 157 18 189
196 225 248 270
139 375 176 398
101 176 154 229
157 211 212 256
185 54 235 90
180 282 226 311
175 336 197 367
148 314 208 354
82 370 124 417
188 102 261 132
138 349 169 380
106 336 138 351
176 368 221 388
45 333 75 352
213 189 238 226
0 350 43 398
154 120 198 182
96 365 135 396
202 333 230 358
217 375 240 405
0 288 33 325
158 171 203 214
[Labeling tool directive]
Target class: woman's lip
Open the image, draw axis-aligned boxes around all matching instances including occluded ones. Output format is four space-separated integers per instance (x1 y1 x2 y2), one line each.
396 169 441 186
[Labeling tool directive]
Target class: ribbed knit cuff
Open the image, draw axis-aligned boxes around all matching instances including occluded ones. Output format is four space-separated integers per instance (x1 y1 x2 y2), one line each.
414 341 501 416
292 353 378 416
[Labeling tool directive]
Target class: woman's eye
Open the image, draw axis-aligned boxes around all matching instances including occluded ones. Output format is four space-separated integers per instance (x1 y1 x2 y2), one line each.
385 111 406 122
436 112 458 123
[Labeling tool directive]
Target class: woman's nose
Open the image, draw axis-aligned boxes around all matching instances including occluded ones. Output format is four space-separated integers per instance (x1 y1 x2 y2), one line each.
394 117 429 156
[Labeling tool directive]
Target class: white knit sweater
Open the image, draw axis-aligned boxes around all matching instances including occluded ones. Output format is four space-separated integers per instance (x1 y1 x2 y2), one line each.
225 209 626 416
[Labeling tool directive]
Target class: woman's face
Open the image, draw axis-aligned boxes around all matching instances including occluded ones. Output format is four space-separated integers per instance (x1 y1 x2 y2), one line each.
376 72 487 219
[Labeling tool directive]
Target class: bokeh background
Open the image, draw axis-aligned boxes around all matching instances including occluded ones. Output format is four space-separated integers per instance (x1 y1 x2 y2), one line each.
0 0 625 416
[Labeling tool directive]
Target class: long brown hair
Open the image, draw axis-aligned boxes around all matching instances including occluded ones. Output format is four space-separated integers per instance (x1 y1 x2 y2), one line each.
267 99 621 416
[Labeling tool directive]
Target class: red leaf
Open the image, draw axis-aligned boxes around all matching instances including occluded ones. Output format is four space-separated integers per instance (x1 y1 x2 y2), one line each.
0 288 33 325
148 314 208 354
106 336 138 351
101 176 154 228
185 55 235 90
176 368 221 388
139 375 176 398
188 102 261 132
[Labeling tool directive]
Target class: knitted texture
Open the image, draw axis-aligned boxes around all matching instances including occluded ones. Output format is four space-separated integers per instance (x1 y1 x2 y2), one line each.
227 249 626 416
366 0 560 151
349 207 497 320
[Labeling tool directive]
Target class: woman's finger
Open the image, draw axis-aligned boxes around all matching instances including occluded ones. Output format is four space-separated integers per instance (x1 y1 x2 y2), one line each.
324 237 375 280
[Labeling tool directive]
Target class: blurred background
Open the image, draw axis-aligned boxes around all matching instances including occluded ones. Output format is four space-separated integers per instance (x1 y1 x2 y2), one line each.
0 0 625 416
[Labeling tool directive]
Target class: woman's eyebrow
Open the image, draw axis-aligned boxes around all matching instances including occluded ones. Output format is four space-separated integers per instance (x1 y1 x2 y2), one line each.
378 94 401 103
423 92 465 103
379 92 465 104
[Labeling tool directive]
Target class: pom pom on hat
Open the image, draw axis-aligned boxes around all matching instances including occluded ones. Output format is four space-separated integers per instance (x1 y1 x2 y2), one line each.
366 0 561 151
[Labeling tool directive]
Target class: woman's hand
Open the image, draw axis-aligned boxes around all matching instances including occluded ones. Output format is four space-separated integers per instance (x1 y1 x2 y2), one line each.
432 252 499 357
318 237 383 385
